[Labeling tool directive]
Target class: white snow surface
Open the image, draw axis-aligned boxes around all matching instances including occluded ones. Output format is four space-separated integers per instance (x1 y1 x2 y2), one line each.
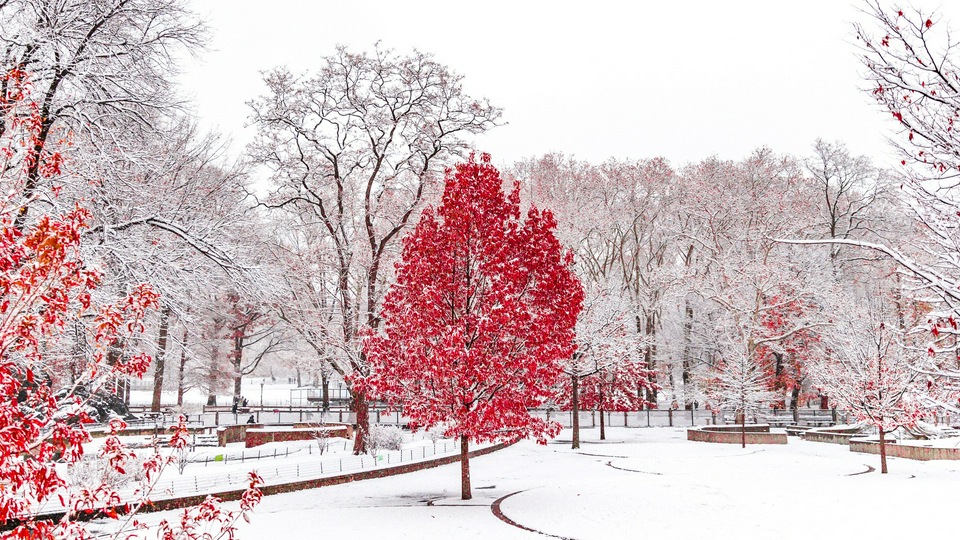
117 426 959 539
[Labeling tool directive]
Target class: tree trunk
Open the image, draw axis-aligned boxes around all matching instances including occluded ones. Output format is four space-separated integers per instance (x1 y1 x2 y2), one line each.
460 435 472 500
351 389 369 454
321 370 330 411
681 300 694 407
790 384 801 419
639 312 659 404
740 409 746 449
207 344 221 406
571 374 580 450
177 326 189 407
879 429 888 474
151 306 171 412
600 407 606 440
232 334 244 403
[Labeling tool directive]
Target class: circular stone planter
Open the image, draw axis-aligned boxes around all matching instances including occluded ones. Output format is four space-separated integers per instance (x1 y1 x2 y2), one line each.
687 425 787 445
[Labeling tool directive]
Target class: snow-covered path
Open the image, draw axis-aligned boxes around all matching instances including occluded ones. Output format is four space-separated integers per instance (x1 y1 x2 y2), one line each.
119 427 960 539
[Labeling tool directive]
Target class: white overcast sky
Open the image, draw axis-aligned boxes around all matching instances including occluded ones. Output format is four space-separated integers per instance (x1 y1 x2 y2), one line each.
177 0 958 170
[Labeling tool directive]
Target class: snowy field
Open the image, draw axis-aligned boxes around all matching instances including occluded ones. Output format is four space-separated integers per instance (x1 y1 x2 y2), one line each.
112 426 959 539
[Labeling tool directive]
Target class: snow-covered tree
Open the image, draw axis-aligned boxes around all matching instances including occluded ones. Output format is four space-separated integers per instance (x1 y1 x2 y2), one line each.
0 0 206 228
360 155 582 499
812 310 922 473
783 2 960 411
249 45 501 453
0 68 262 539
555 286 654 447
707 328 778 448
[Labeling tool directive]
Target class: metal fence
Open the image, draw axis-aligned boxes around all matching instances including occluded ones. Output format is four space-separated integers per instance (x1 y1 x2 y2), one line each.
530 409 718 428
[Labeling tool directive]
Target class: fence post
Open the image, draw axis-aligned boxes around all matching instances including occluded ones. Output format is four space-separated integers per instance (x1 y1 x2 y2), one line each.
624 411 628 427
691 409 695 426
647 408 651 427
668 409 673 427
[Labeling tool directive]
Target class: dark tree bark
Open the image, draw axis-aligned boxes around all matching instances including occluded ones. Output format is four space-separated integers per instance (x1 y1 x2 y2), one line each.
151 306 171 412
321 370 330 411
177 326 189 407
460 435 472 500
571 375 581 450
879 429 888 474
351 389 369 455
740 409 746 449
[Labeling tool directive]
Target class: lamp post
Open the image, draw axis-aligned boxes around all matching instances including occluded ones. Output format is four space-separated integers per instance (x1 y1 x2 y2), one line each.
260 381 264 407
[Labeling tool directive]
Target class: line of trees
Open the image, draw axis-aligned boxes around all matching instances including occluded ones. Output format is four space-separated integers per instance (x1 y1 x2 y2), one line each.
8 2 960 532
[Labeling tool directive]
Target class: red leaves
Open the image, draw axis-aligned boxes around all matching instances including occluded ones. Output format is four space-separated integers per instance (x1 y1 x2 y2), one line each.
0 70 261 538
361 155 582 445
926 19 933 29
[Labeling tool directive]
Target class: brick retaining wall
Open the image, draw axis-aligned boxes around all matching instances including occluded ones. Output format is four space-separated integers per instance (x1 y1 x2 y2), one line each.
245 426 350 448
293 422 354 439
687 425 787 445
801 431 861 445
217 424 264 446
849 439 960 461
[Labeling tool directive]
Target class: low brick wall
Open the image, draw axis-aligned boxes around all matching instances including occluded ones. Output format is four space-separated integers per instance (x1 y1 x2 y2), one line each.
801 426 864 445
245 426 349 448
293 422 354 439
688 425 787 445
217 424 264 446
850 439 960 461
701 425 772 434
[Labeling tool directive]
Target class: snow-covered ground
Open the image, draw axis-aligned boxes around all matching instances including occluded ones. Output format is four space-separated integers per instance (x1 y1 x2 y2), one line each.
109 426 960 539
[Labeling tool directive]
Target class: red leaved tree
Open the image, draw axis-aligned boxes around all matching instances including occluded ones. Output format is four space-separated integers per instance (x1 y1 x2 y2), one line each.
754 289 822 415
558 362 655 442
0 69 262 538
555 287 654 447
360 154 583 500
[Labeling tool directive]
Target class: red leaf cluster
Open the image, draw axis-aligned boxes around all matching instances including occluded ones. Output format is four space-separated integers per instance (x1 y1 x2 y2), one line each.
359 154 583 444
0 69 263 538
